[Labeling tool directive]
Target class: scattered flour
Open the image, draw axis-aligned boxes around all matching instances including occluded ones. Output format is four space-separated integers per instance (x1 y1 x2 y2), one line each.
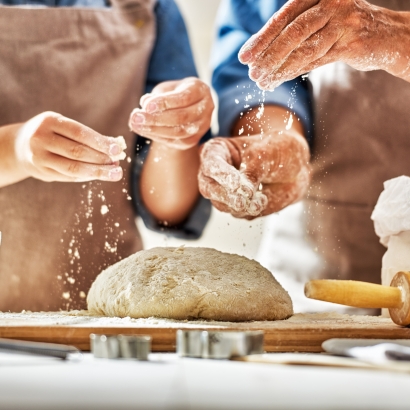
0 310 392 330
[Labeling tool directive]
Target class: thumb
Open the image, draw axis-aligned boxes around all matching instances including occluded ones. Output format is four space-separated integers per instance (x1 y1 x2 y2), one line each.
239 164 263 198
226 137 266 199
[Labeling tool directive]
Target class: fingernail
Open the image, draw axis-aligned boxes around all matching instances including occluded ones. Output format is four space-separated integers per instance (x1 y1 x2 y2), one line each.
250 67 261 80
108 167 122 180
132 113 145 125
238 175 255 198
259 79 276 90
233 195 247 212
109 144 121 155
238 185 253 199
239 49 252 64
259 78 269 87
146 102 158 113
248 201 262 216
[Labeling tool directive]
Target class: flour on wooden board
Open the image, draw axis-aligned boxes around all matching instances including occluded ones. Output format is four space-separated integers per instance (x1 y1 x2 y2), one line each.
87 246 293 321
0 310 391 329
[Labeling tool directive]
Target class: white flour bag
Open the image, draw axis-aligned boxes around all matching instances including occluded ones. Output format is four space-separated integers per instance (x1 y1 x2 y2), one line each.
371 176 410 315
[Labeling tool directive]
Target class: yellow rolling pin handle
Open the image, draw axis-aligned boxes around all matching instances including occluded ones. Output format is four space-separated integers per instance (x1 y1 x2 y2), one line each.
305 272 410 326
304 280 402 309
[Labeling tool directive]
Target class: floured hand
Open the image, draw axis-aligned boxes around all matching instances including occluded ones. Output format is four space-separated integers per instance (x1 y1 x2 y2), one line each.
238 0 410 90
14 112 126 183
129 77 214 150
198 131 311 219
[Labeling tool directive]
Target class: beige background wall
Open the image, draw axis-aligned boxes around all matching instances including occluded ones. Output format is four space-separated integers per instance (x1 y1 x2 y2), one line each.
136 0 265 259
174 0 221 83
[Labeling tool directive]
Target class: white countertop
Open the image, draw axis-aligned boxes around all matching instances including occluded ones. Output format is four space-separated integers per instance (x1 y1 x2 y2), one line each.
1 352 409 410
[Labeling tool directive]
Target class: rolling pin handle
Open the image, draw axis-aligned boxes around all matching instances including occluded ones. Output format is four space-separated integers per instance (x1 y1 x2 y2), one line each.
305 272 410 327
304 280 402 310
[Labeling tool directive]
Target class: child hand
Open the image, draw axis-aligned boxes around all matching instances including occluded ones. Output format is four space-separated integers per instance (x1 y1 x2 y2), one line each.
129 77 214 150
15 111 126 182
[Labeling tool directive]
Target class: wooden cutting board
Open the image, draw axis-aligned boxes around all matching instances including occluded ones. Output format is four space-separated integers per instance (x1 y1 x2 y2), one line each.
0 311 409 352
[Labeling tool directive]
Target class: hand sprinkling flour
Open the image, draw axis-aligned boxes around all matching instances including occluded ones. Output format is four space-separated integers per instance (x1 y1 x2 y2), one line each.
238 0 410 90
198 100 311 219
198 129 310 219
128 77 215 226
12 111 127 183
129 77 214 150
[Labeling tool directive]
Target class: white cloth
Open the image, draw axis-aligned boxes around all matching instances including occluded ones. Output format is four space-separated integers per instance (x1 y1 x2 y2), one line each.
371 175 410 247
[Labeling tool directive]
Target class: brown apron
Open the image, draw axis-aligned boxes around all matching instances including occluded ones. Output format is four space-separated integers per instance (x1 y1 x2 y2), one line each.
305 0 410 284
0 0 156 311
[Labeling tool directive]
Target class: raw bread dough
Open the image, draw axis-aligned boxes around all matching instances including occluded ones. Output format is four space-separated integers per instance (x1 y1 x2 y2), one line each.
87 247 293 321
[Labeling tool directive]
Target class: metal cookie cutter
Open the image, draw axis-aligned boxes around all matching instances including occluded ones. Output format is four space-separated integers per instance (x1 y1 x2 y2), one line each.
90 334 151 360
177 330 264 359
117 335 151 360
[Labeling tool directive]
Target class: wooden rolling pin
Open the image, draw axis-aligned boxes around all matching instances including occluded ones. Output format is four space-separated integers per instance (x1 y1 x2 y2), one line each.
304 271 410 326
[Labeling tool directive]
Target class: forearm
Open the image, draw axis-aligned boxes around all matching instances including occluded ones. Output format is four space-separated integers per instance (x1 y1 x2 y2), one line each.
232 105 306 139
0 123 29 188
140 142 200 225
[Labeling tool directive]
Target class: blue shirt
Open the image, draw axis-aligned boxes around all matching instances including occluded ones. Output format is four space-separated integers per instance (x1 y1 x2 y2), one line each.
212 0 313 141
1 0 212 239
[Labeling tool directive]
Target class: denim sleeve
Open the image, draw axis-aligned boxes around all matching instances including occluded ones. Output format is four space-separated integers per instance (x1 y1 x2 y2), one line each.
132 0 212 240
211 0 313 142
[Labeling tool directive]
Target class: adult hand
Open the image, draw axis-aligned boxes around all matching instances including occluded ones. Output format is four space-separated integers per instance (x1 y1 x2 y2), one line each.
15 111 126 182
128 77 214 150
198 131 311 219
238 0 410 90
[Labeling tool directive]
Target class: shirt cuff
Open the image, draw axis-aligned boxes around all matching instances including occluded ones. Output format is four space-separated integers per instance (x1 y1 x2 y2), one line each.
217 78 313 142
131 137 212 240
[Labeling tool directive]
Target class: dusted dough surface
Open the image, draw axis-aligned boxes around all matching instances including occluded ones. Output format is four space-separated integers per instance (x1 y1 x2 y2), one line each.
87 247 293 321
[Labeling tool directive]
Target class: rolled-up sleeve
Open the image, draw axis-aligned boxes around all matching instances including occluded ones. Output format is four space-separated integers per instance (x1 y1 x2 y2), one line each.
132 0 212 240
212 0 313 142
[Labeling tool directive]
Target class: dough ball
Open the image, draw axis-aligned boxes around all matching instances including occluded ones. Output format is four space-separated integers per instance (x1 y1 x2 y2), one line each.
87 247 293 321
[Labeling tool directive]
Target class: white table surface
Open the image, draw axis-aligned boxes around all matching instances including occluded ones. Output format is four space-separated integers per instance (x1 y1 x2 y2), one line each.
1 352 409 410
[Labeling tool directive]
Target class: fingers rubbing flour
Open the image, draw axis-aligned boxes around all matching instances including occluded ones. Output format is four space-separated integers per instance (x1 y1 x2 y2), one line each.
108 136 127 162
